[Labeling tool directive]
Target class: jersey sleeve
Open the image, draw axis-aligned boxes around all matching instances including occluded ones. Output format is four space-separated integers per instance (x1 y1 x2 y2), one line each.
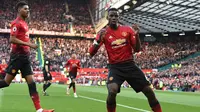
65 60 70 67
89 33 103 57
77 60 81 69
10 23 20 36
0 66 2 73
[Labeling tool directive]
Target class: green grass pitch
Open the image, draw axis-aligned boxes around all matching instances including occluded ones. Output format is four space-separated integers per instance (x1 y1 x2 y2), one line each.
0 84 200 112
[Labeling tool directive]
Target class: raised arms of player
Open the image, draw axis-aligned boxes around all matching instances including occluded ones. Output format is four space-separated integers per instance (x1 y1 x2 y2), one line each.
10 23 38 49
130 24 141 52
134 33 141 52
133 24 141 52
89 29 106 57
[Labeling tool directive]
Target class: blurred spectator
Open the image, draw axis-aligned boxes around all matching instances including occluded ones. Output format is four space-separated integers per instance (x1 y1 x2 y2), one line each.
151 56 200 92
0 36 199 92
0 37 40 71
0 0 95 34
41 37 107 71
136 41 200 69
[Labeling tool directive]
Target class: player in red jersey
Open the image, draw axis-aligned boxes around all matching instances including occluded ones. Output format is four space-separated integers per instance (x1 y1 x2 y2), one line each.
0 64 7 80
89 8 162 112
0 1 54 112
0 65 4 80
65 54 80 98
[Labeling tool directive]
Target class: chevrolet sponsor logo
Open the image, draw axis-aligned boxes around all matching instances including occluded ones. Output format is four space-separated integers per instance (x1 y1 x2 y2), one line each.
111 39 126 46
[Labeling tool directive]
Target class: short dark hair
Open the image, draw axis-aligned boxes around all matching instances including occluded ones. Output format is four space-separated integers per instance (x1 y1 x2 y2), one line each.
16 1 28 11
108 8 118 13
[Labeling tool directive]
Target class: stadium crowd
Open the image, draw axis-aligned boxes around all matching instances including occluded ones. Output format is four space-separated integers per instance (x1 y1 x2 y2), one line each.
0 37 10 63
0 36 200 92
41 38 200 71
150 56 200 92
1 37 199 71
0 0 95 34
74 56 200 92
136 41 200 69
67 3 96 34
41 37 107 71
0 37 40 71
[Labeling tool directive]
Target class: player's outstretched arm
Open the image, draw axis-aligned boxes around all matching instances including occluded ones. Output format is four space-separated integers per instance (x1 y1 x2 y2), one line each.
10 35 29 46
89 29 105 57
135 33 141 52
10 36 38 49
130 24 141 52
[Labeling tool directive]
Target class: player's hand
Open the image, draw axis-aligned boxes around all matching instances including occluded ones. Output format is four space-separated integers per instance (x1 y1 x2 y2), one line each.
132 24 140 34
97 29 106 43
28 43 38 49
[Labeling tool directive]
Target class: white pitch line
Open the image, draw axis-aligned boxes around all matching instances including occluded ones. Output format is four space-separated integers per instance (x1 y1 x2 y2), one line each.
79 95 151 112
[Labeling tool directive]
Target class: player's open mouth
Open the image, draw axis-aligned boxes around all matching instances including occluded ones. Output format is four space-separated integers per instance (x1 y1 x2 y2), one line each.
111 20 117 23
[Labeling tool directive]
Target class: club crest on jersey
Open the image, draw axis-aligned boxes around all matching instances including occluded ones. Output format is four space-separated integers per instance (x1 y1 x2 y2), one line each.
13 27 17 32
122 32 127 37
109 36 113 39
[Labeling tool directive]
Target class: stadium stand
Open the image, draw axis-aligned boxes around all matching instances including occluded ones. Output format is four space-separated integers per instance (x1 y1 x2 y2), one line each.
0 0 95 34
151 56 200 92
0 37 199 70
0 37 40 71
136 40 200 69
41 37 107 70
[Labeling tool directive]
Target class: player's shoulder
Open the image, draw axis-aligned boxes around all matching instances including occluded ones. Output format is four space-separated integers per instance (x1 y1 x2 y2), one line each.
120 25 132 30
99 25 110 32
120 25 135 34
98 28 107 34
11 18 22 27
68 59 72 62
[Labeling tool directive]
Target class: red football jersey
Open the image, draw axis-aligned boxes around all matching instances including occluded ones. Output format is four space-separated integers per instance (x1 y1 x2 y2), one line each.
65 59 80 73
90 25 136 64
10 17 30 55
0 66 2 73
0 64 7 74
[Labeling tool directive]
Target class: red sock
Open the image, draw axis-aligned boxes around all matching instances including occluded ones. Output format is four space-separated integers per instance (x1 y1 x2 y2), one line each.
152 103 162 112
107 104 116 112
31 93 41 110
73 86 76 93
